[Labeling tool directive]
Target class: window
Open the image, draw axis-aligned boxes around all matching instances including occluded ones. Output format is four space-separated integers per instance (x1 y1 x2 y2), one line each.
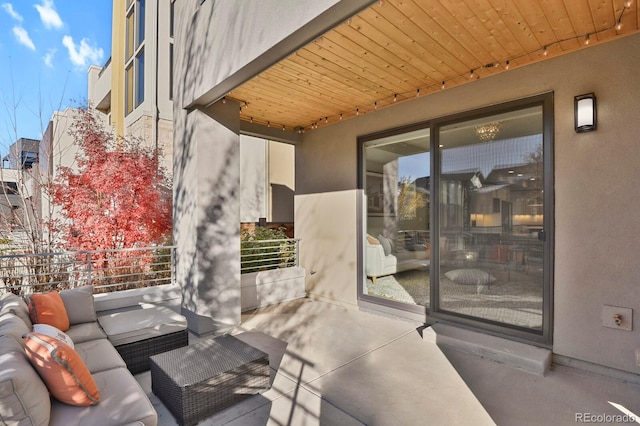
135 51 145 107
1 182 18 195
125 64 134 114
136 0 145 48
169 0 175 101
125 0 145 115
126 10 134 60
169 43 173 101
170 0 175 38
21 152 37 169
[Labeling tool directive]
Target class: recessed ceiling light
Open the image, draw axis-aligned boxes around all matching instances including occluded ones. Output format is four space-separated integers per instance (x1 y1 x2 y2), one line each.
508 170 514 174
517 173 523 177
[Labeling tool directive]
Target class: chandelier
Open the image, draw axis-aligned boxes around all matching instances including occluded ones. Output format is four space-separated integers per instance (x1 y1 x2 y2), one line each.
475 121 502 141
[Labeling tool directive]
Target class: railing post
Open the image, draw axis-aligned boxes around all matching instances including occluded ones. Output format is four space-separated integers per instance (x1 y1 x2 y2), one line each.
295 239 300 267
86 252 92 287
171 246 176 285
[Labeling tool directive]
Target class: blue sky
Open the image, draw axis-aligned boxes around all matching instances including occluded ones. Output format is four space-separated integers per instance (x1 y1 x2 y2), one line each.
0 0 112 153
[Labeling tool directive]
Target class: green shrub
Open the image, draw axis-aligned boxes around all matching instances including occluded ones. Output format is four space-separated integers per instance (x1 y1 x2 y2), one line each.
240 227 295 273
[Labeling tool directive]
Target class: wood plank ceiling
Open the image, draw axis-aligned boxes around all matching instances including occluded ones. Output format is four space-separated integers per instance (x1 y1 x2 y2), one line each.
228 0 639 132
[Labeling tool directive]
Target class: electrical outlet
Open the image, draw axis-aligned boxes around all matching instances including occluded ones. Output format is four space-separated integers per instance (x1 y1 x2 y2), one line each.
602 305 632 331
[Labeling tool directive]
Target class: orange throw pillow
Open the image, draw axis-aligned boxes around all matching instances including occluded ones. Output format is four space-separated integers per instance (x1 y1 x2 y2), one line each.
23 332 100 406
27 291 70 332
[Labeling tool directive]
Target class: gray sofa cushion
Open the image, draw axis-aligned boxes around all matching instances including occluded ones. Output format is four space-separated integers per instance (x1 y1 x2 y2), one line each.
0 293 32 329
0 313 30 346
50 367 157 426
0 336 51 426
74 338 127 374
98 305 187 347
60 285 97 325
65 322 108 344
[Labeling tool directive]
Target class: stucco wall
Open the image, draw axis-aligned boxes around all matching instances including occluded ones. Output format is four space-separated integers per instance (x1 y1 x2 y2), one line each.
240 136 267 222
296 33 640 373
296 190 360 307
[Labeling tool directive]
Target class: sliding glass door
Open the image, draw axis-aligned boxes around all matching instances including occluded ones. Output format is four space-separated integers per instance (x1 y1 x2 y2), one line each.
436 104 547 335
362 128 431 308
360 94 553 343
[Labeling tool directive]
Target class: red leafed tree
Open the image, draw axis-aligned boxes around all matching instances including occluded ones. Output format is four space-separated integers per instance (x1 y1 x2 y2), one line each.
51 108 172 254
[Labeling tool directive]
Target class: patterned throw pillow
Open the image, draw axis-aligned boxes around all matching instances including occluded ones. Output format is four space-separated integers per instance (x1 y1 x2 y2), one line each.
23 332 100 406
32 323 75 349
26 291 70 332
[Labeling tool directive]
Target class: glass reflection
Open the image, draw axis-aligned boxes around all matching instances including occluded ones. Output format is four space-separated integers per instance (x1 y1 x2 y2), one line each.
438 106 544 330
363 129 430 307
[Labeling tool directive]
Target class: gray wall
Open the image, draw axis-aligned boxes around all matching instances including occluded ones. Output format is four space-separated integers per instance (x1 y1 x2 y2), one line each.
296 33 640 374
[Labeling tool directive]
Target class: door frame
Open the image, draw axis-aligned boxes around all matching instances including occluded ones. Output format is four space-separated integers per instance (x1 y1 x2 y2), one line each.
358 92 554 346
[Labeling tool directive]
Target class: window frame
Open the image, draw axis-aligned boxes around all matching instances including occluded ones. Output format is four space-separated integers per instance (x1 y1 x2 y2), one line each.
124 0 145 116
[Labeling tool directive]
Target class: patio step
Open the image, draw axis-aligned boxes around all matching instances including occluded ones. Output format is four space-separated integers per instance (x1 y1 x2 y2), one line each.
431 323 552 375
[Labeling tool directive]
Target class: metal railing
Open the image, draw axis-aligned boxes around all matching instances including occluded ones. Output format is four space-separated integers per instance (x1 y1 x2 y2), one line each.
0 246 174 296
240 238 299 274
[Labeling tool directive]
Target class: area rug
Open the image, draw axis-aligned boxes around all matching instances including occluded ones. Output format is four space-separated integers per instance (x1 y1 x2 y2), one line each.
366 267 543 329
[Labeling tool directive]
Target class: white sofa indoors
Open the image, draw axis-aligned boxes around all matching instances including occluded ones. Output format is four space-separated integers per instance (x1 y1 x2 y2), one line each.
365 234 429 283
0 286 158 426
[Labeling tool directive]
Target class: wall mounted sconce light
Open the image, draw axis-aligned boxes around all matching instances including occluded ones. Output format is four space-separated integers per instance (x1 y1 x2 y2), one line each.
575 93 597 133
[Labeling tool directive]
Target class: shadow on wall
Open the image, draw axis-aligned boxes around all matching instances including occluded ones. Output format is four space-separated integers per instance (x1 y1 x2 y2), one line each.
174 2 241 325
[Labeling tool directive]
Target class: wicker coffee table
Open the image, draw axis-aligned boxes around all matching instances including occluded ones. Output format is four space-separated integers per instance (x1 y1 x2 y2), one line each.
150 334 270 426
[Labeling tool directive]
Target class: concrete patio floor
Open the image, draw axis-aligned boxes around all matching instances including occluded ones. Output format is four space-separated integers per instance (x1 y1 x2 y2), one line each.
135 299 640 425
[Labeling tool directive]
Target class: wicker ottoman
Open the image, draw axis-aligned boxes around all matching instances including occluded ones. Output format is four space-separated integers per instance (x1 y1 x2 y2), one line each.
150 334 271 426
98 305 189 374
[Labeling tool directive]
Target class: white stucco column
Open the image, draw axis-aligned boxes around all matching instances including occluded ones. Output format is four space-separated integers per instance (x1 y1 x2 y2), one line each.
174 99 241 335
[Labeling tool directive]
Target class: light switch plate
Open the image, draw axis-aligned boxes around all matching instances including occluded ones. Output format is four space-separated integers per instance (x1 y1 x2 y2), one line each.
602 305 632 331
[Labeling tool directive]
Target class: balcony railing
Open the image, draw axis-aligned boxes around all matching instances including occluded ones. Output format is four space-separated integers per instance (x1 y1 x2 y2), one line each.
240 238 299 274
0 246 174 296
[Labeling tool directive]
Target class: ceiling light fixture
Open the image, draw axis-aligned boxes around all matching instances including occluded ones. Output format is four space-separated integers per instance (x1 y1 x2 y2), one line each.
475 121 502 141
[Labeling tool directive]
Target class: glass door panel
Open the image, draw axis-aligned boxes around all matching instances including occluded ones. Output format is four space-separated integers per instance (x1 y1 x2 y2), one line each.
363 129 430 307
437 106 544 330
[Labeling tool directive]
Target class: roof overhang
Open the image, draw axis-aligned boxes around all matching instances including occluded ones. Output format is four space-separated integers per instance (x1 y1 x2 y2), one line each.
220 0 639 134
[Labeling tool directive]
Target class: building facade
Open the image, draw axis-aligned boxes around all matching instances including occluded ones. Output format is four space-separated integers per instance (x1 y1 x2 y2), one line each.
88 0 175 173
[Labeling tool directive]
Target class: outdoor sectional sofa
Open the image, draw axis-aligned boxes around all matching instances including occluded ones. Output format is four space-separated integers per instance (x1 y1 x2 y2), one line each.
0 286 163 426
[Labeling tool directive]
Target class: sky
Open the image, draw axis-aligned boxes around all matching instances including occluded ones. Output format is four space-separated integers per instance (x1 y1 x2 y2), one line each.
0 0 112 154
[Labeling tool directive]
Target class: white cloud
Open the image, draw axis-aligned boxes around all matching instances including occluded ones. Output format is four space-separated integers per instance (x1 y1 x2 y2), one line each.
13 26 35 50
62 35 104 69
2 3 22 22
34 0 63 30
43 48 56 68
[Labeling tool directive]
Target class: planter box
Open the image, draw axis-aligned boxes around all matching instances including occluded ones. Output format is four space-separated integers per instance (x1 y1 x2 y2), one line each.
241 266 306 311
